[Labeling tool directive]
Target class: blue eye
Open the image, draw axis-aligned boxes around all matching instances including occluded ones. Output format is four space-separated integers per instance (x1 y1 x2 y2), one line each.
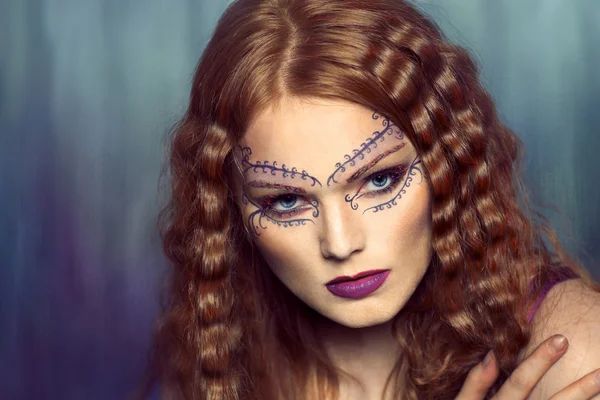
259 194 310 219
363 172 397 193
358 165 408 197
370 174 389 188
277 195 298 209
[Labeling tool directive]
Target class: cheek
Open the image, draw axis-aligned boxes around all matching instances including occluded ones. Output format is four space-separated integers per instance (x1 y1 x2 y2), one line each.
251 226 314 277
253 232 287 266
399 199 432 243
370 187 433 262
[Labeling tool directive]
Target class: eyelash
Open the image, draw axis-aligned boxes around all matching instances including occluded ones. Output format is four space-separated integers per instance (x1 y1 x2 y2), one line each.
354 165 407 199
258 195 309 219
258 165 407 218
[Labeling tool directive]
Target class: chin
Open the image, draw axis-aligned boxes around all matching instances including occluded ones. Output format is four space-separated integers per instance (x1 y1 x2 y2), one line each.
323 308 399 329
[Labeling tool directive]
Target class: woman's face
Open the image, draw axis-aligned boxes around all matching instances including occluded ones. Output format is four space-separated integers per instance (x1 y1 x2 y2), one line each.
233 96 433 328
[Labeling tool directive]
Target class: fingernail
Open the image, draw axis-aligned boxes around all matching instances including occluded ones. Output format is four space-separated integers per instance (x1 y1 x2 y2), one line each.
551 335 567 351
483 350 494 367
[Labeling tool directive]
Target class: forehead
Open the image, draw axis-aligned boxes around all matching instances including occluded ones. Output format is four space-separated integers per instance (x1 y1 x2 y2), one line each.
241 97 411 180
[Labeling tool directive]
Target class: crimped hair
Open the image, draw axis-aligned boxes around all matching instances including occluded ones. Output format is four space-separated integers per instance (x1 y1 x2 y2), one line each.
136 0 600 399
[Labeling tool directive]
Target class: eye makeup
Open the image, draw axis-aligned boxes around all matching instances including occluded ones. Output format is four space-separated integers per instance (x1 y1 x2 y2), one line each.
345 143 406 185
258 194 313 219
326 112 405 186
247 180 307 194
361 156 424 214
243 189 320 236
237 110 418 233
254 163 409 219
236 145 323 236
344 164 408 210
354 165 408 198
237 145 323 188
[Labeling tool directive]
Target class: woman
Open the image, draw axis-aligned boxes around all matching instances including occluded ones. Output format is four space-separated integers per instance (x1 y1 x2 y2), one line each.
138 0 600 398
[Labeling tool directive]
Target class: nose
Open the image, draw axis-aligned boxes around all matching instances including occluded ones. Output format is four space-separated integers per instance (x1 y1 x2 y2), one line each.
319 199 366 260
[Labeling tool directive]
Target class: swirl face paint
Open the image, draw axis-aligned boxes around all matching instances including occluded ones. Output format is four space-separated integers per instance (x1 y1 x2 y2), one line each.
326 112 406 186
326 112 425 213
235 145 321 236
361 156 423 214
239 145 322 187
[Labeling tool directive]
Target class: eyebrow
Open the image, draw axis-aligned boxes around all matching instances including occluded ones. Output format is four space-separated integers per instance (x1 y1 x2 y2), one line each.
345 143 407 184
245 180 307 193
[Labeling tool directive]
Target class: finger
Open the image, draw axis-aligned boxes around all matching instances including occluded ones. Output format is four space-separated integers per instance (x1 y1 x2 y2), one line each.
455 351 499 400
549 369 600 400
492 334 569 400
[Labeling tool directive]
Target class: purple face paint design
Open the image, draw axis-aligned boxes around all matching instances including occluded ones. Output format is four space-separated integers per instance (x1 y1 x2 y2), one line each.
326 112 424 213
237 110 425 236
344 163 409 211
236 145 321 236
360 156 424 214
246 180 306 193
326 112 405 186
243 193 320 237
239 146 322 187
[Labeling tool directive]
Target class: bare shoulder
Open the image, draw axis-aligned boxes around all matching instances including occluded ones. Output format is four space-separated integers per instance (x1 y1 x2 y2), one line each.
519 278 600 399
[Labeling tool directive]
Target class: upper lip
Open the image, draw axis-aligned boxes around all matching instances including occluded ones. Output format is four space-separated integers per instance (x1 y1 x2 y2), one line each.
326 269 389 285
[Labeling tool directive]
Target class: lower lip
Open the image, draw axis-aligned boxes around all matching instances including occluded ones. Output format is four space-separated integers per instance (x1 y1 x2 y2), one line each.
326 270 391 299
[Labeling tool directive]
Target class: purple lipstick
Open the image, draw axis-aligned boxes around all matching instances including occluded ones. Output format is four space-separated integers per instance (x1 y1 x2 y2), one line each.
325 269 391 299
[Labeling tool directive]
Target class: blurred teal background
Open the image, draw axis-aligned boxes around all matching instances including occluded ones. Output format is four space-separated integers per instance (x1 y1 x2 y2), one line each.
1 1 599 399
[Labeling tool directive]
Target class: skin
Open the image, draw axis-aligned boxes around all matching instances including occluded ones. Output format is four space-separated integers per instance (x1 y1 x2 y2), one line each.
233 96 431 398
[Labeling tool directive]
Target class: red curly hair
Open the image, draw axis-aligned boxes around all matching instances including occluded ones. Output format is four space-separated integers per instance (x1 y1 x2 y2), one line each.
136 0 600 399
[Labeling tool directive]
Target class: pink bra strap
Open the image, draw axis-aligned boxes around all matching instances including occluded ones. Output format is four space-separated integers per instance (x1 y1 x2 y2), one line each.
526 266 579 323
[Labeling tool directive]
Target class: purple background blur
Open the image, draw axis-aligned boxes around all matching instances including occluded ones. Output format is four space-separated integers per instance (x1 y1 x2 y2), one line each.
1 0 599 399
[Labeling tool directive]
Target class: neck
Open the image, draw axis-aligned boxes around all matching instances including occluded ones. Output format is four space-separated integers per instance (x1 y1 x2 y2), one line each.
315 316 402 399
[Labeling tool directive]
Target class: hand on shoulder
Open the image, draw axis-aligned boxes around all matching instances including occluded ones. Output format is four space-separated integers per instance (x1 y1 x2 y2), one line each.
520 278 600 399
